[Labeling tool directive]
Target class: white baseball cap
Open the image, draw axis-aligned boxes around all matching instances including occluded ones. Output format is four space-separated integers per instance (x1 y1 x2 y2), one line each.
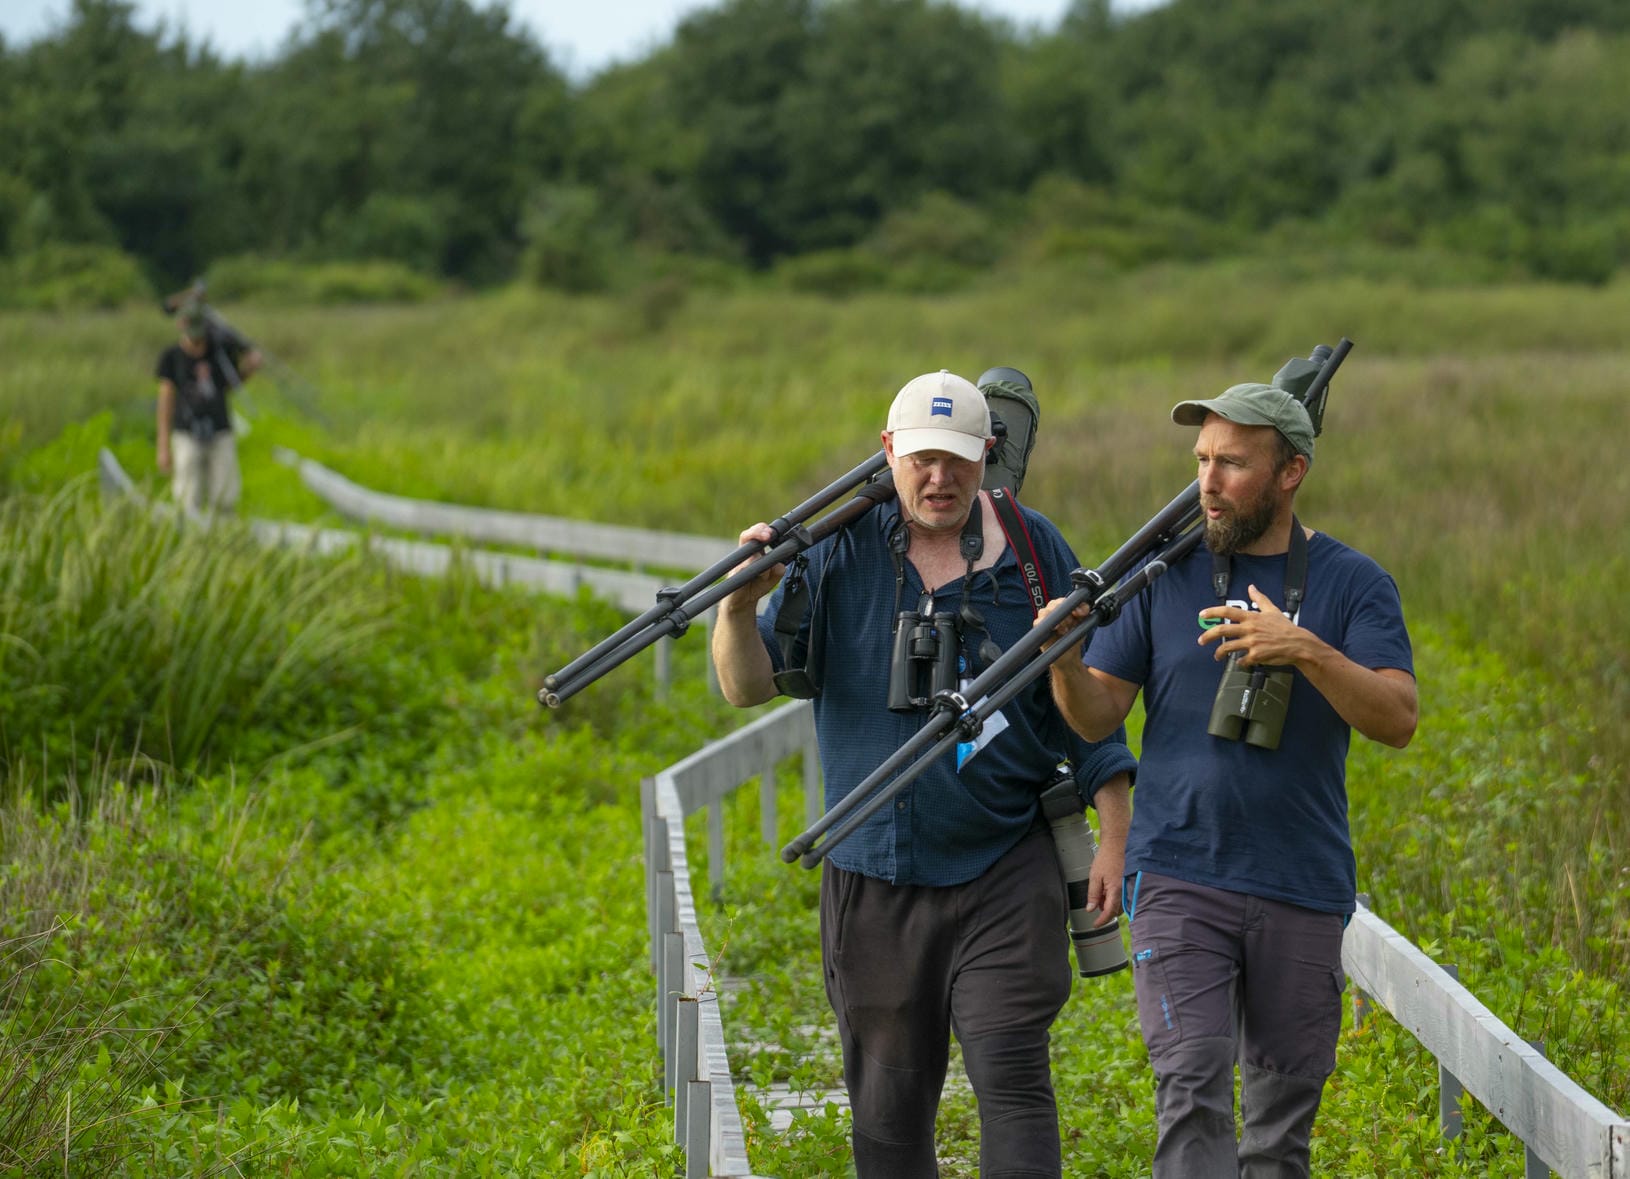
886 370 992 463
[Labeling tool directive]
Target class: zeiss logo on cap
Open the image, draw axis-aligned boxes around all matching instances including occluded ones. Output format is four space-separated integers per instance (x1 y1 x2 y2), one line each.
931 396 955 418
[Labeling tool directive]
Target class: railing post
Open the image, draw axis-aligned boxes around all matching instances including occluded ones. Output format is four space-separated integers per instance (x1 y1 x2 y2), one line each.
1351 894 1371 1031
685 1080 711 1179
643 778 663 975
707 799 727 903
760 751 779 848
656 867 677 1054
1525 1040 1549 1179
675 995 699 1145
1439 963 1463 1142
655 635 672 700
663 930 684 1099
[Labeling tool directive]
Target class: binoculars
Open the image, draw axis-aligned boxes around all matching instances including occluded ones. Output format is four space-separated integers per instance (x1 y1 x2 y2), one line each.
1206 653 1293 750
887 604 962 713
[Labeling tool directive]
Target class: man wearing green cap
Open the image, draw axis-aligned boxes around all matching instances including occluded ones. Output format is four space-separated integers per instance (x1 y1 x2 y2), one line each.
1041 382 1417 1177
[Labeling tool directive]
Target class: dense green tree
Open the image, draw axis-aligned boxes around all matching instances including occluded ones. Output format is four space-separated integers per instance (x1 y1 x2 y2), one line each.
6 0 1630 291
662 0 1015 263
775 0 1014 252
262 0 573 280
664 0 815 264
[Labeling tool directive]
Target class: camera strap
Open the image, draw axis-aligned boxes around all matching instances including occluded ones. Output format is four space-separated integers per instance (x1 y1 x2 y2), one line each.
1210 515 1308 617
771 552 819 697
987 487 1050 617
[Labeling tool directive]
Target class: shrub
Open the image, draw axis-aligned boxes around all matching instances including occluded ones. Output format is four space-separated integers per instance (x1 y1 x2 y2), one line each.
1015 175 1237 269
318 194 448 276
0 485 391 780
520 184 620 294
205 256 440 305
772 247 890 296
0 243 152 311
866 191 1004 271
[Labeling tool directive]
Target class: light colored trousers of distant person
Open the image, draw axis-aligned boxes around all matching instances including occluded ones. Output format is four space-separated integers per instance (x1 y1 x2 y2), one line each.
171 430 240 516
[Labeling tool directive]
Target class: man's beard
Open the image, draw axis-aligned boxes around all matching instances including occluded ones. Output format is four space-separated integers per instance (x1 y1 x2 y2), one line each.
1204 487 1279 556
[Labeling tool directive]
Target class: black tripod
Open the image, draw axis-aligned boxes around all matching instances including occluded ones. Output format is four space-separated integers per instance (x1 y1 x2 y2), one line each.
538 452 896 708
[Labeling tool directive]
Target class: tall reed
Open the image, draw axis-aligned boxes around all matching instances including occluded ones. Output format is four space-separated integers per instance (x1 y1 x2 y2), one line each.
0 482 388 784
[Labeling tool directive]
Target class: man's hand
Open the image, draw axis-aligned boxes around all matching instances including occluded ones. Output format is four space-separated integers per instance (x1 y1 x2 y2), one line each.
1200 583 1419 748
1197 583 1310 667
1087 841 1125 925
1032 596 1091 654
720 523 786 613
1086 773 1130 925
711 523 787 707
157 442 172 476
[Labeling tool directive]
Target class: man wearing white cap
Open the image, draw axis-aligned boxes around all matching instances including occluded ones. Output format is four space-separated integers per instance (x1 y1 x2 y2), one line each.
713 370 1135 1178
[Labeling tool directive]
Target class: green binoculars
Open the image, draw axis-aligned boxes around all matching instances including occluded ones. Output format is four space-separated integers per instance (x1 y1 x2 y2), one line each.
1207 653 1293 750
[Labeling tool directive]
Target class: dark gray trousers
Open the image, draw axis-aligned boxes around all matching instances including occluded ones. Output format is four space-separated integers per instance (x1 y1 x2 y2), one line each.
820 828 1073 1178
1125 872 1346 1179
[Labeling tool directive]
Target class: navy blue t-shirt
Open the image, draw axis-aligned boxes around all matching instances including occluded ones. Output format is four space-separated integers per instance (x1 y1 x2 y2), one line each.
757 496 1136 886
1084 531 1413 913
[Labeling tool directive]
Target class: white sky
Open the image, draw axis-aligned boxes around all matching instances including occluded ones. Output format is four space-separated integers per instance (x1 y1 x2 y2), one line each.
0 0 1145 79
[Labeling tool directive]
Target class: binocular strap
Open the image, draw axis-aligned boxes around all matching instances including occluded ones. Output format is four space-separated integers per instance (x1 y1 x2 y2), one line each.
1210 515 1308 618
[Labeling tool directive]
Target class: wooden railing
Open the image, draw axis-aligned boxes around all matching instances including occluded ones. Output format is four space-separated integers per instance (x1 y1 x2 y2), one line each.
653 702 1627 1179
273 447 731 571
1344 909 1627 1178
644 702 820 1179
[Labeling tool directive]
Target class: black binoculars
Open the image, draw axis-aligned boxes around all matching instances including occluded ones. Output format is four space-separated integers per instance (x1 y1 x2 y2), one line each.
1206 653 1293 750
887 604 963 713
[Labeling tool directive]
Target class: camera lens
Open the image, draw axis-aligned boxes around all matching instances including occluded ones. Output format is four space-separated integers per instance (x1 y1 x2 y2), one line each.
1070 917 1128 978
1041 777 1128 978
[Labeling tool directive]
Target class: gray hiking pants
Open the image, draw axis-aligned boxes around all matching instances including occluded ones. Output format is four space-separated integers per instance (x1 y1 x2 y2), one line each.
1125 872 1347 1178
820 827 1073 1178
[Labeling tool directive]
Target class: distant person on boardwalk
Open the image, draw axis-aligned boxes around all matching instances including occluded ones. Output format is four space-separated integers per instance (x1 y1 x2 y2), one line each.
155 298 260 516
1041 382 1417 1177
711 369 1137 1178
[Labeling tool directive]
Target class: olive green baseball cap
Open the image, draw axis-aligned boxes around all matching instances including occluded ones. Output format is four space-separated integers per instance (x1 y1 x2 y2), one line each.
179 299 209 340
1172 382 1315 459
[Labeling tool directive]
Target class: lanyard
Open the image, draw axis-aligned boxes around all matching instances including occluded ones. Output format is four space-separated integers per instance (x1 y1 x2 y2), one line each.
1210 515 1308 618
888 494 983 618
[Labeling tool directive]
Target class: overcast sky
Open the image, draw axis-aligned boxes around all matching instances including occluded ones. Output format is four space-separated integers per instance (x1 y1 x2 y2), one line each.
0 0 1144 79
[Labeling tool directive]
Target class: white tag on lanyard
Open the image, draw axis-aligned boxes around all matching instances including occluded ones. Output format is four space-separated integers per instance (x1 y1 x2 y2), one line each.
954 677 1010 770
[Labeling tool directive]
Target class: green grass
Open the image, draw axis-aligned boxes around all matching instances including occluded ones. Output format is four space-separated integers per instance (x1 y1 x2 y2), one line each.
2 256 1626 1173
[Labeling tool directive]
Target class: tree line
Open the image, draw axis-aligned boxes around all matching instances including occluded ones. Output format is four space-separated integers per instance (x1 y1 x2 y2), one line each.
4 0 1630 305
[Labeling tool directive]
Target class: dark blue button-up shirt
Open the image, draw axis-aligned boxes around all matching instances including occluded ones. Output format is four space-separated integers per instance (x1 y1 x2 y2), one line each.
759 496 1136 885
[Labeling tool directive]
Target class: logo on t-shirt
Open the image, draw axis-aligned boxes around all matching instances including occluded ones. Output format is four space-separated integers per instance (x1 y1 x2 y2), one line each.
1207 596 1301 626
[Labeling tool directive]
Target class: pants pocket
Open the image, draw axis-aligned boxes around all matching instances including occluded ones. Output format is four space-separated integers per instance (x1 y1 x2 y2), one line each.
1130 938 1183 1055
